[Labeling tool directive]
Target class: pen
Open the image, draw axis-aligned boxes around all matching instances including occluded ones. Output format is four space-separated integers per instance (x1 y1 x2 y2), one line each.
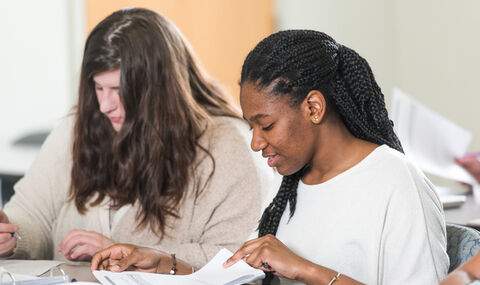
10 232 22 240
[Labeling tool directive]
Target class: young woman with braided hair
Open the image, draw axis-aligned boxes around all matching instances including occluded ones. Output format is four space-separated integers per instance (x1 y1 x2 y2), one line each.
90 30 448 284
222 30 449 284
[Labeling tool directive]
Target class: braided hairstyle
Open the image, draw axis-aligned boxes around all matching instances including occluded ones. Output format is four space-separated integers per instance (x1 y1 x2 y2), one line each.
240 30 403 240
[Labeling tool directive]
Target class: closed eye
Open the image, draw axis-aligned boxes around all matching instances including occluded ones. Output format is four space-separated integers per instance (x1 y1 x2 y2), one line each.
262 124 274 131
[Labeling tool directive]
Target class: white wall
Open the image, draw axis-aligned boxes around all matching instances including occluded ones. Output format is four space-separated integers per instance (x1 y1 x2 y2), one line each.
391 0 480 150
276 0 480 150
0 0 85 141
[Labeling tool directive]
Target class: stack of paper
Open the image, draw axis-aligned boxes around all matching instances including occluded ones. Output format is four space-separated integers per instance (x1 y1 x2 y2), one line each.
0 261 99 284
390 88 475 184
93 248 265 285
0 260 64 277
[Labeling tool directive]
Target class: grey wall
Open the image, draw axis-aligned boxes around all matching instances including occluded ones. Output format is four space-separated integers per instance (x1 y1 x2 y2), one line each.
276 0 480 150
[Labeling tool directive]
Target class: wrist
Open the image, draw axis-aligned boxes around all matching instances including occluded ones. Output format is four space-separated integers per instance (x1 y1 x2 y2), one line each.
296 259 320 283
297 261 338 285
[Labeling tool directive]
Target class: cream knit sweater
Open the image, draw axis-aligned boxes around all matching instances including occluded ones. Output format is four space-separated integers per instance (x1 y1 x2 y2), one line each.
4 115 273 267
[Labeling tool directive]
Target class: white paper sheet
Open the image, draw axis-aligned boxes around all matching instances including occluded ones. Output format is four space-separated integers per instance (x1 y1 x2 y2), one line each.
390 88 475 184
0 260 64 276
93 248 265 285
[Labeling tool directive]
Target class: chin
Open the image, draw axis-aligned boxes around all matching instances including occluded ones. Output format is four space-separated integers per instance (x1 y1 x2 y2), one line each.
276 165 302 176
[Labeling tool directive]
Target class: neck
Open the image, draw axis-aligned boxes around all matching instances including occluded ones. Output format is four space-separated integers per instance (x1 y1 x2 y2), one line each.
302 119 378 185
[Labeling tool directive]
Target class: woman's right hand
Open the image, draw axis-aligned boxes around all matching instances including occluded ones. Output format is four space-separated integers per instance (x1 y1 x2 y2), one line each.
456 154 480 183
91 243 163 273
0 210 17 257
91 243 194 275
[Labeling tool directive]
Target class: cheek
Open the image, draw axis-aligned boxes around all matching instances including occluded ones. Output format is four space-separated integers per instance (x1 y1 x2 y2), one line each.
271 120 315 175
275 119 313 155
115 95 126 116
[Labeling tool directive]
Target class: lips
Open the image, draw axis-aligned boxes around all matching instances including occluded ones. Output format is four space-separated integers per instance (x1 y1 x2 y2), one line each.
265 154 280 167
109 117 123 124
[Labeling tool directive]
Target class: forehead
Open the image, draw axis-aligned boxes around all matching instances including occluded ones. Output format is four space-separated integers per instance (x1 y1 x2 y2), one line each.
240 82 294 121
93 68 121 85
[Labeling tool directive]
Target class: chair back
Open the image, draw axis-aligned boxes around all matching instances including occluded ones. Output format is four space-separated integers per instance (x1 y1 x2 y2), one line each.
447 223 480 272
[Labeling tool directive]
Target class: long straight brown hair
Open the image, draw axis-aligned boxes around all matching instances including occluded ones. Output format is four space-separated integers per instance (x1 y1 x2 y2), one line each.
71 8 239 236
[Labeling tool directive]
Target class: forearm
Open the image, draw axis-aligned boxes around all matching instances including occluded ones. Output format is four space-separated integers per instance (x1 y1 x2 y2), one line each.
439 270 473 285
299 260 363 285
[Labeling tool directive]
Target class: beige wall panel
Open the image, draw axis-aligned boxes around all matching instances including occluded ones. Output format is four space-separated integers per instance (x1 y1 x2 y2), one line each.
86 0 274 101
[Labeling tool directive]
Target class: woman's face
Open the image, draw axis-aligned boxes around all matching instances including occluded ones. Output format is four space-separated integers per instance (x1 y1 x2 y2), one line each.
240 82 317 176
93 68 125 131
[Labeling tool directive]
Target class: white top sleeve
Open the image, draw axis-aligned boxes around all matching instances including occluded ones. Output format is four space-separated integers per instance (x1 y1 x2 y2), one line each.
379 164 449 284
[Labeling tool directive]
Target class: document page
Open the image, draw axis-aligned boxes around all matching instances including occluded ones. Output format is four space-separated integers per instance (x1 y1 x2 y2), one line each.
390 88 475 184
0 260 64 276
93 248 265 285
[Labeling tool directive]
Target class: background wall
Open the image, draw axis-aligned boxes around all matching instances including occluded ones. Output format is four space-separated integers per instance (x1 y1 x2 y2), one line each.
86 0 274 101
276 0 480 150
0 0 84 141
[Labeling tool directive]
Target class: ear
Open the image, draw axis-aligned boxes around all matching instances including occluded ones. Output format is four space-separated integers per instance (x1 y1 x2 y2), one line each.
301 90 327 125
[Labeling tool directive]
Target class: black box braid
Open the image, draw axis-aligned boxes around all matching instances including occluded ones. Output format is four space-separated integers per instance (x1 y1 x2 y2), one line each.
240 30 403 284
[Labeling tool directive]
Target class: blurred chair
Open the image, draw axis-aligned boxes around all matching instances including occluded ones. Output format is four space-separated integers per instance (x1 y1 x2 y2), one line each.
447 223 480 272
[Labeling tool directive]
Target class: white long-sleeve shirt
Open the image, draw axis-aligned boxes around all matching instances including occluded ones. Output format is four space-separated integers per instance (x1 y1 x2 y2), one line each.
276 145 449 285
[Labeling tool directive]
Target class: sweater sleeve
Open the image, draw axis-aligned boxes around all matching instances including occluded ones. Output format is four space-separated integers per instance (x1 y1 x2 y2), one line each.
166 118 272 268
379 164 449 284
3 117 73 259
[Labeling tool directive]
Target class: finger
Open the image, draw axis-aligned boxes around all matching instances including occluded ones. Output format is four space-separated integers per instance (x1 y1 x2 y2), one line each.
98 259 109 271
245 245 267 269
0 236 17 256
0 233 14 243
60 229 102 252
62 234 99 257
91 247 115 270
0 223 18 234
68 244 94 261
113 251 142 272
224 237 269 267
59 229 83 250
91 244 132 270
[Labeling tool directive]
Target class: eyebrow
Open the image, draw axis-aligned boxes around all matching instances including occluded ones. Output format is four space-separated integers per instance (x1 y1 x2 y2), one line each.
244 113 269 122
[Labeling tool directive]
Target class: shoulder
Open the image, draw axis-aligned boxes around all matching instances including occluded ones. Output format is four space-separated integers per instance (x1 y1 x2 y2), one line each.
43 114 75 149
199 116 254 167
370 145 442 211
35 114 75 163
367 145 428 185
196 115 275 202
203 115 251 150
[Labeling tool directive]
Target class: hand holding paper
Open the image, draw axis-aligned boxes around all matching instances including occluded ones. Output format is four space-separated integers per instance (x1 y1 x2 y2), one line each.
93 248 265 285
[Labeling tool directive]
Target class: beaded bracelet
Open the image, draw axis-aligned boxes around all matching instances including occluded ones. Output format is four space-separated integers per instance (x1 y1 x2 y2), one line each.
327 272 341 285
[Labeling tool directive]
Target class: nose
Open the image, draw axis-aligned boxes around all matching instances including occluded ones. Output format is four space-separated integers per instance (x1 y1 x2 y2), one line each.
98 91 117 114
250 129 268 152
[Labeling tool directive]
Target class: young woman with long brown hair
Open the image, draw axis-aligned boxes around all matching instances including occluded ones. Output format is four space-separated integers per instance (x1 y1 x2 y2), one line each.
0 8 271 270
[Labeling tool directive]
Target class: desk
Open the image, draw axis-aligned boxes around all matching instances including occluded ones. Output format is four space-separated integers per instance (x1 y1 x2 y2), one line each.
59 264 97 282
445 193 480 230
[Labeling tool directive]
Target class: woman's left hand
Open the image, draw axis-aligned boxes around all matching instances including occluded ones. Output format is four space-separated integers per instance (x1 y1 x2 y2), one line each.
223 234 310 280
59 229 113 261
